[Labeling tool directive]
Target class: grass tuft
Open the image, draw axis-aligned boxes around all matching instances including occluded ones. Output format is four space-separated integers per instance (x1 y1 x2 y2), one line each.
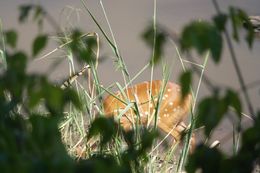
40 1 213 172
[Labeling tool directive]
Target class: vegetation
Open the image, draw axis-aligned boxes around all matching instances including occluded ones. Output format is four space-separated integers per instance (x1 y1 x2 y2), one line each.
0 1 259 173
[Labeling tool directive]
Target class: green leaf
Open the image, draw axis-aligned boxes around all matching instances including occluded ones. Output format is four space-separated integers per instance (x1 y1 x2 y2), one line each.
7 51 27 73
88 117 117 146
142 24 167 65
27 76 44 108
4 30 18 48
243 16 255 49
81 37 96 63
29 115 74 172
213 13 228 31
241 112 260 150
229 7 255 48
33 5 44 28
180 21 223 63
32 34 48 56
28 90 42 108
33 5 43 21
69 30 96 64
19 5 32 23
225 89 242 119
186 144 223 173
179 70 192 100
43 84 64 114
4 52 28 101
196 94 228 137
139 129 158 154
229 7 239 41
63 88 82 110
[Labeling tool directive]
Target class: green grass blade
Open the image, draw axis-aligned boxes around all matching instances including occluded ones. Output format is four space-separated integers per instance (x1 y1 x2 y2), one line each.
0 19 7 70
81 0 131 84
80 0 117 55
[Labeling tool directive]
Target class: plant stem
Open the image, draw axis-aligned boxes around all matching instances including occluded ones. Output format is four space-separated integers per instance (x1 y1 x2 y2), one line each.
151 0 157 130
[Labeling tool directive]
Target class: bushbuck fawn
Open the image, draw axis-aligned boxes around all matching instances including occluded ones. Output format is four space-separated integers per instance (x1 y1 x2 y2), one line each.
103 80 194 149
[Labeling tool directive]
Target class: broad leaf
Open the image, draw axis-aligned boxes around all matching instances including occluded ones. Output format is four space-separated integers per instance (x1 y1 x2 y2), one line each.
88 117 117 146
33 5 43 21
142 24 167 65
7 51 27 73
33 5 44 28
179 70 192 100
19 5 32 23
186 144 223 173
4 30 18 48
229 7 255 48
213 13 228 31
180 21 223 63
225 89 242 119
69 30 96 64
196 95 228 137
32 34 48 56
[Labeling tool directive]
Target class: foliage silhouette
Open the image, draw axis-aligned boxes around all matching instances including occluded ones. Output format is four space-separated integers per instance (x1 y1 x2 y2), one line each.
0 2 259 173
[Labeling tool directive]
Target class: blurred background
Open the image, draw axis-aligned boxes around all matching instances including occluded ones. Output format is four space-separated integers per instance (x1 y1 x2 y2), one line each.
1 0 260 153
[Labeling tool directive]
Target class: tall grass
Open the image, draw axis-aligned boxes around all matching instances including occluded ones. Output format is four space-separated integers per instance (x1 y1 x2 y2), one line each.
36 1 214 172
